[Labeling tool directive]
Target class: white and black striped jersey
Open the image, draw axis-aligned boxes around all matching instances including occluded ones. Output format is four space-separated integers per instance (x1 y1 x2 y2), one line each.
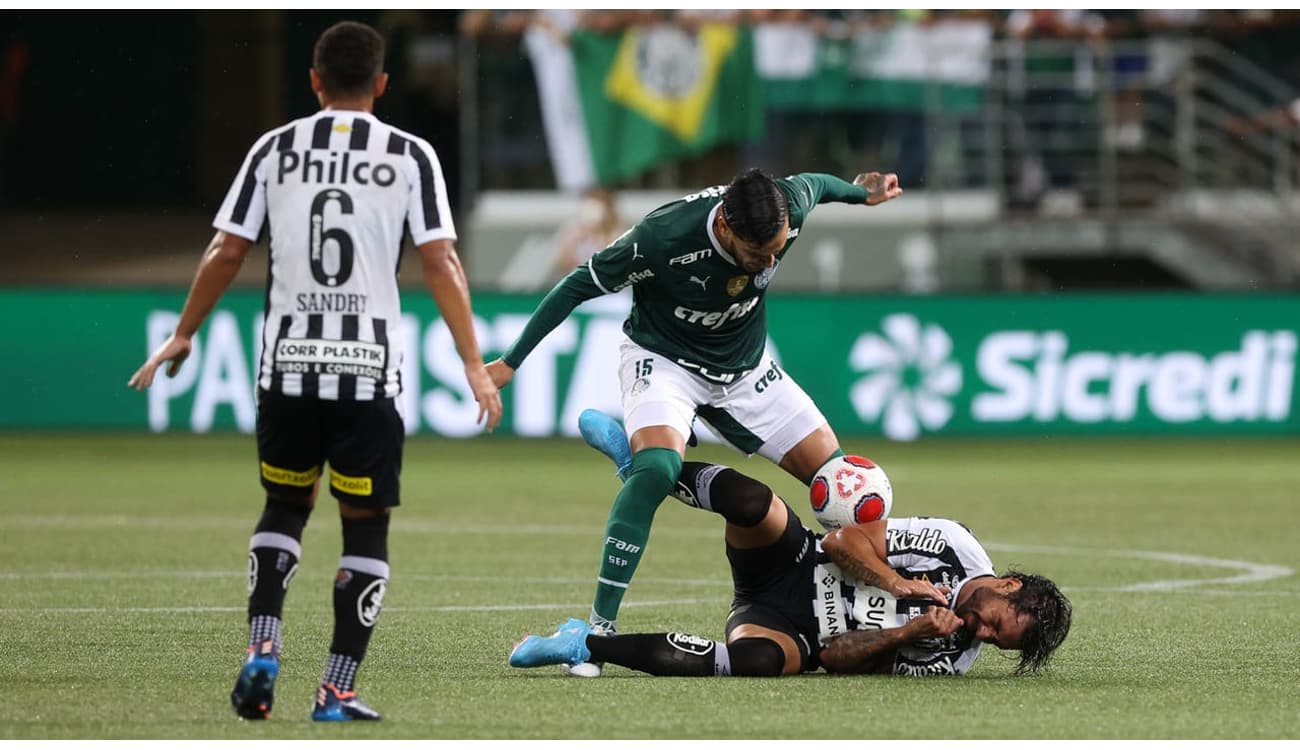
213 109 456 400
814 517 996 676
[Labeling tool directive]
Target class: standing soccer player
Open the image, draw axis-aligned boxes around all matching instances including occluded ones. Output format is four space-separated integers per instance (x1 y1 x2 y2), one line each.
128 21 501 721
486 168 901 675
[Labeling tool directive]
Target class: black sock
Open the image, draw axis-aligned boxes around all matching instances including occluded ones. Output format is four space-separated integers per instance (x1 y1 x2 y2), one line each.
246 498 311 651
324 513 390 688
585 633 785 677
672 462 773 528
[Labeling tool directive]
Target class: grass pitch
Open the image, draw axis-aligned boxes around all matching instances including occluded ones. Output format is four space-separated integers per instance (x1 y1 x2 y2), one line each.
1 433 1298 739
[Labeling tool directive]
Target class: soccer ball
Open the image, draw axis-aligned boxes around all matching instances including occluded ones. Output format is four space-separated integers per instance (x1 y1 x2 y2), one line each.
809 455 893 531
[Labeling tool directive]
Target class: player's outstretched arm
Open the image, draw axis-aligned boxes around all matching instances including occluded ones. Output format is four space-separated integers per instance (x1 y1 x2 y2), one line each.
820 609 963 674
822 523 948 605
495 264 609 380
784 172 901 212
418 238 502 432
127 230 251 390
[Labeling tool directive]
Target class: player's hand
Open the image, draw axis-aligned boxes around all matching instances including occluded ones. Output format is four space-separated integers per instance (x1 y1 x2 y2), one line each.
853 172 903 206
905 608 963 640
891 578 951 606
464 362 503 433
485 357 516 389
126 333 193 391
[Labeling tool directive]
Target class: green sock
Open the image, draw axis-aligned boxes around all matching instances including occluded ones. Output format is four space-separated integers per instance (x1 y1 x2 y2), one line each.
592 447 682 625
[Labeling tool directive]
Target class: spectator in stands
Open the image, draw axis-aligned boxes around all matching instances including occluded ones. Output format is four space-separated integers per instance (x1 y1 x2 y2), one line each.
1003 10 1105 214
550 186 626 281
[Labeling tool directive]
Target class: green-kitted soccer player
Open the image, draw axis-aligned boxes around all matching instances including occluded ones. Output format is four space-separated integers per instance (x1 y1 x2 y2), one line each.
486 168 902 676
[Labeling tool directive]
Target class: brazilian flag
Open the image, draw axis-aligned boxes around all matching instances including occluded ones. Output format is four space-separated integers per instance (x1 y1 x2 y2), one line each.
569 24 764 184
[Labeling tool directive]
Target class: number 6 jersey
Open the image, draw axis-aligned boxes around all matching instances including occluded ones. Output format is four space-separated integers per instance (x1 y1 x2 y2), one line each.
213 109 456 401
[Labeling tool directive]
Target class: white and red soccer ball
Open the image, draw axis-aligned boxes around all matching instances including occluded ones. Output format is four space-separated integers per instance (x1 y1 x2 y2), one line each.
809 455 893 531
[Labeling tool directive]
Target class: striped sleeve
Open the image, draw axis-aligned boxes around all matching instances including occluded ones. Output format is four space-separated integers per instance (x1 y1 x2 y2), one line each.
403 136 457 245
213 128 281 242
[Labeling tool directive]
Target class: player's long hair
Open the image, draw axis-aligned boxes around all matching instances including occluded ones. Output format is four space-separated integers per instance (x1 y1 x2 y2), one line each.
313 21 385 97
722 168 788 246
1005 569 1072 675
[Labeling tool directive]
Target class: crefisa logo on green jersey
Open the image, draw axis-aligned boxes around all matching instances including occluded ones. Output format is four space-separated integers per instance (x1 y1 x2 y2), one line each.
849 313 1297 440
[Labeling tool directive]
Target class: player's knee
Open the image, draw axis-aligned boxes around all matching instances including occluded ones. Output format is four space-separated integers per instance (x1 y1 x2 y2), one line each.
626 447 683 498
709 469 773 528
341 511 390 560
339 501 389 522
266 486 316 507
726 638 787 677
256 495 313 537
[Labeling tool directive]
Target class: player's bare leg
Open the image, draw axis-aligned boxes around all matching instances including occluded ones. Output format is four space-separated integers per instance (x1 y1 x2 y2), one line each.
776 423 843 485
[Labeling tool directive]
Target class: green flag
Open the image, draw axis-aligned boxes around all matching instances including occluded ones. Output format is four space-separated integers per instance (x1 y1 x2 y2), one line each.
567 24 764 185
758 20 991 114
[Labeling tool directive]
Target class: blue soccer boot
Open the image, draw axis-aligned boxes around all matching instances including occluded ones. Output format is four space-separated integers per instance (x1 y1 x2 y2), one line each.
509 617 594 668
230 639 280 720
311 683 382 722
578 409 633 481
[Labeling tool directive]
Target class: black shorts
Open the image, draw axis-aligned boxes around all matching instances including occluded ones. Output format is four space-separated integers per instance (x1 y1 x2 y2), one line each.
724 503 822 672
255 389 405 508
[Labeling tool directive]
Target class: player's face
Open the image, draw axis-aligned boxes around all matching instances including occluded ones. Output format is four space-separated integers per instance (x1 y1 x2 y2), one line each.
728 222 789 273
956 585 1033 650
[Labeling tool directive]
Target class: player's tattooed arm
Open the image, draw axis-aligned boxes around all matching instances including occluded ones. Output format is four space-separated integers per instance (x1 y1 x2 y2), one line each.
826 522 951 605
822 524 949 605
819 628 906 674
820 609 964 674
822 523 896 590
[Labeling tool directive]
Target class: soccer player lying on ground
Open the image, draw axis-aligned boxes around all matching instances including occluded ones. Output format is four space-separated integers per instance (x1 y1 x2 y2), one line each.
509 416 1071 677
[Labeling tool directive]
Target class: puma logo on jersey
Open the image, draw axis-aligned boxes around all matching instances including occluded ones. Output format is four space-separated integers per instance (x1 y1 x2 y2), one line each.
689 275 709 290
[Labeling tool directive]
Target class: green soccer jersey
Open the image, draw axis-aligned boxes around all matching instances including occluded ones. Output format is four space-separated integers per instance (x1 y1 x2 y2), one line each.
502 173 869 383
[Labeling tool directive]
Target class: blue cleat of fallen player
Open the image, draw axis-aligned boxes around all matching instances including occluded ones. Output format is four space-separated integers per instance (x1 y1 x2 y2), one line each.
578 409 633 481
509 618 593 668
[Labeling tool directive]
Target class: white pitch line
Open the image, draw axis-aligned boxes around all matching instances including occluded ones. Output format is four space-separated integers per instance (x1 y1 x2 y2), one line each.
0 570 733 586
0 570 234 581
0 516 1292 595
6 589 1300 616
986 542 1294 591
0 515 712 538
0 598 714 615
